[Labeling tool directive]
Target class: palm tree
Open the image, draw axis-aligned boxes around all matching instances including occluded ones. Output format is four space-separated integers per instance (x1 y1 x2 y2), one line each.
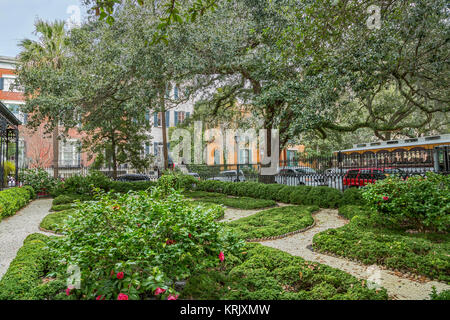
18 20 68 178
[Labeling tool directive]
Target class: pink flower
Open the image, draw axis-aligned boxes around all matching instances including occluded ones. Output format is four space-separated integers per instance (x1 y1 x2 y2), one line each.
116 272 124 280
117 293 129 300
383 196 389 201
219 251 225 262
167 294 179 300
96 295 105 300
65 285 74 296
154 287 166 295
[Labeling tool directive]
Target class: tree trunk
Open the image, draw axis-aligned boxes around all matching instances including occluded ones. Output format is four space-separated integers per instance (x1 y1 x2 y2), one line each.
52 126 59 179
160 86 169 170
111 133 118 180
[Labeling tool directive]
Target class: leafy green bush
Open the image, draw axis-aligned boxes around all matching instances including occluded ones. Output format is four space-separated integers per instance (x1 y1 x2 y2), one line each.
3 161 15 187
430 287 450 300
40 209 75 233
362 172 450 232
313 211 450 282
276 186 297 203
54 171 111 196
48 188 243 300
0 234 55 300
109 180 157 193
338 205 369 220
341 187 365 206
50 203 76 212
227 205 317 240
303 186 343 208
289 186 313 205
0 187 34 221
182 243 388 300
52 194 92 206
196 180 225 193
259 184 286 200
19 168 60 194
157 172 198 193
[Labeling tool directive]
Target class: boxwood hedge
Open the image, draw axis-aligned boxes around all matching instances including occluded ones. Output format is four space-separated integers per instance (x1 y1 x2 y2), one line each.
196 180 346 208
182 243 388 300
0 186 35 221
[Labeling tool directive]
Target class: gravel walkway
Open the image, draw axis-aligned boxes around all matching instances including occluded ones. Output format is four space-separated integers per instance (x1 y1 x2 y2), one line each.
261 209 450 300
0 199 53 279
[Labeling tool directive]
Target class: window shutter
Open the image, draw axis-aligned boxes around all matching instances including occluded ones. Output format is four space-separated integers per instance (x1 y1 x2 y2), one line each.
0 78 3 91
174 111 178 126
145 111 150 122
165 111 170 127
186 112 190 119
154 142 158 155
248 149 252 164
154 113 158 127
174 86 179 100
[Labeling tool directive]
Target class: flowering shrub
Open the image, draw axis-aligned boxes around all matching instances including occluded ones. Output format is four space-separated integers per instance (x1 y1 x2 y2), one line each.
157 172 198 193
49 188 243 300
19 168 61 195
362 172 450 232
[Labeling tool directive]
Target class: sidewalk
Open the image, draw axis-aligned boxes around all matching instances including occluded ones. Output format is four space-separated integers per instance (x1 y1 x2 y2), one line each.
0 199 53 279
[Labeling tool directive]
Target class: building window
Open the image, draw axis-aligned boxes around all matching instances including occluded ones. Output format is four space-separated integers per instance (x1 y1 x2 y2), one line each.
6 104 27 124
214 149 221 165
59 139 81 167
174 111 186 126
239 149 250 164
287 150 298 167
174 85 179 100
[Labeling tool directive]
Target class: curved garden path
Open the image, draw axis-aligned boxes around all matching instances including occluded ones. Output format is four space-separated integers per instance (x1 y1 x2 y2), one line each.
260 208 450 300
0 199 53 279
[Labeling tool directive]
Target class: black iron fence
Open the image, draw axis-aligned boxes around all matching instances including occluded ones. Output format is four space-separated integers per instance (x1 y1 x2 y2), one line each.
186 148 450 192
8 147 449 191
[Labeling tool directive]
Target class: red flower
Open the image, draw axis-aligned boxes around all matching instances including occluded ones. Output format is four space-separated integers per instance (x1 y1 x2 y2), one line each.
154 287 166 295
166 239 176 245
117 293 129 300
65 286 74 296
383 196 389 201
219 251 225 262
116 272 124 280
167 294 179 300
188 233 192 238
96 295 105 300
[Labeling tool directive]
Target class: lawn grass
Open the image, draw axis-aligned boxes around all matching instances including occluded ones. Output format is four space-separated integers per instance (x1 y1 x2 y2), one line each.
184 191 277 209
40 209 75 233
181 243 388 300
313 205 450 283
226 205 318 240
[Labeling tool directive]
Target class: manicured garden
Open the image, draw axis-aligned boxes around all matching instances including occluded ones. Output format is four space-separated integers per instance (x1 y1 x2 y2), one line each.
313 174 450 283
226 205 317 240
1 170 449 300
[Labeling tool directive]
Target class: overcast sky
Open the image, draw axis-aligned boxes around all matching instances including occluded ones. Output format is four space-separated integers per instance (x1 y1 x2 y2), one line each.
0 0 89 57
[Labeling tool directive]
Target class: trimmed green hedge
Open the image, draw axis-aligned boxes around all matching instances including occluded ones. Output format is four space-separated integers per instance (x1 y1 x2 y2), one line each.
196 180 346 208
182 243 388 300
0 234 65 300
226 205 318 240
0 186 35 221
40 209 75 233
53 171 158 196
